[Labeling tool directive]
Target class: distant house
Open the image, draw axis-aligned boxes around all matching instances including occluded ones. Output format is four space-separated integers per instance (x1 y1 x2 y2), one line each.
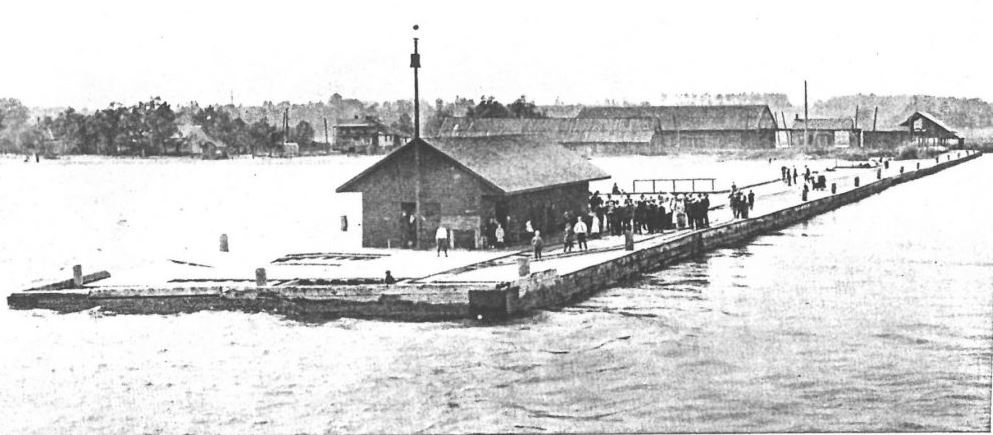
332 116 411 154
790 116 860 147
576 105 778 150
434 117 664 156
176 125 228 159
336 136 610 249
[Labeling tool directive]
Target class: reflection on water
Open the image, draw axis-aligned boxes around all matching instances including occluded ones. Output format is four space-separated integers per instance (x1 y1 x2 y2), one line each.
1 157 991 433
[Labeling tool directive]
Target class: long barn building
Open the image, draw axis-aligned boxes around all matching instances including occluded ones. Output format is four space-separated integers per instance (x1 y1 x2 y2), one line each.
435 105 779 155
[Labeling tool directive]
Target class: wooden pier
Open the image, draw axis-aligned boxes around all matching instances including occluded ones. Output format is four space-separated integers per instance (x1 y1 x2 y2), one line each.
6 151 983 322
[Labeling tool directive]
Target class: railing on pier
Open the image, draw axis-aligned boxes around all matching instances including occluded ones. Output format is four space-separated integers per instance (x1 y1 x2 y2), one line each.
632 178 717 194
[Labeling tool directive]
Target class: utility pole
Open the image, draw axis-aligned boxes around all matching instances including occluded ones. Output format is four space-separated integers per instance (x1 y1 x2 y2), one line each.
323 117 330 151
872 106 879 131
283 108 289 144
411 24 422 248
803 80 809 147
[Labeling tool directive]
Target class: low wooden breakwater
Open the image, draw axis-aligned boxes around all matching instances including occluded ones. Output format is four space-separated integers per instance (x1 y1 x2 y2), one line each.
6 151 982 322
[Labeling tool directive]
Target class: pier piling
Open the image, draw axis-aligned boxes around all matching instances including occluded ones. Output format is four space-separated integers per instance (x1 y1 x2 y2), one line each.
624 231 634 250
831 183 837 194
72 265 83 288
255 268 267 287
517 257 530 276
854 176 860 187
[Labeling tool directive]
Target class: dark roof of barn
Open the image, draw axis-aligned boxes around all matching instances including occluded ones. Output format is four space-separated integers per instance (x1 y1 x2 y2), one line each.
898 111 958 135
336 136 610 195
575 105 777 130
791 118 855 130
435 117 659 143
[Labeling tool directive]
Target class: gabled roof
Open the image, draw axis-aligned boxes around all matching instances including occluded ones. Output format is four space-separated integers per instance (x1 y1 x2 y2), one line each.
576 105 777 130
336 136 610 195
435 117 659 143
791 118 855 130
899 111 958 135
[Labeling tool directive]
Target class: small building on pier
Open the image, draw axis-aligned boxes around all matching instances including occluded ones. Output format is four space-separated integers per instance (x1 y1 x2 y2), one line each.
899 111 964 147
790 116 860 147
862 111 964 149
336 136 610 249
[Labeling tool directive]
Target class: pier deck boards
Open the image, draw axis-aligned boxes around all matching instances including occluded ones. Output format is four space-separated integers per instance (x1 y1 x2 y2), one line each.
6 151 981 321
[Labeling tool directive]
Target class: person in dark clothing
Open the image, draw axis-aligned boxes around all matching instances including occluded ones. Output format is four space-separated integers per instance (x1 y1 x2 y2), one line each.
612 183 621 194
384 270 396 284
792 167 798 184
700 193 710 228
729 192 739 219
747 190 755 210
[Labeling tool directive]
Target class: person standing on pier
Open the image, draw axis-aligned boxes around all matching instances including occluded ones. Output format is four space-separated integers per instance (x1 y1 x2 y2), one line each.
747 190 755 210
532 230 544 259
729 191 740 219
701 193 711 228
612 183 621 195
574 218 588 251
590 211 601 240
435 225 449 258
563 222 574 253
793 167 798 184
495 224 505 249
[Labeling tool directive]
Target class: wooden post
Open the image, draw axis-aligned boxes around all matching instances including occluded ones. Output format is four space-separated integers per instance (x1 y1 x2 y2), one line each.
323 117 330 150
781 111 792 147
255 268 267 287
624 231 634 251
219 234 229 252
517 257 530 277
672 114 680 149
872 106 878 131
854 176 860 187
72 265 83 288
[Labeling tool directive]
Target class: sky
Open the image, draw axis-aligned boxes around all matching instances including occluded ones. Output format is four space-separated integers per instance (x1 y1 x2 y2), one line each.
2 0 991 109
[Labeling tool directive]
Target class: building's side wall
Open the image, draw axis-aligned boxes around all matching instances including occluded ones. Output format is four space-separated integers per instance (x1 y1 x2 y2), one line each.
661 130 776 149
863 131 911 149
348 145 497 248
500 182 591 243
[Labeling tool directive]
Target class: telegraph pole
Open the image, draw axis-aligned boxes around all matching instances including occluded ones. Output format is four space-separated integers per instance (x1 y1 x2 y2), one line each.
803 80 809 147
411 25 423 248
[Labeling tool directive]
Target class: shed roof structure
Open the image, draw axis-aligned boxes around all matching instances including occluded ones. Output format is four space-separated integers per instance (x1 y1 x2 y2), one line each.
791 118 855 130
337 136 610 195
435 117 659 143
576 105 778 130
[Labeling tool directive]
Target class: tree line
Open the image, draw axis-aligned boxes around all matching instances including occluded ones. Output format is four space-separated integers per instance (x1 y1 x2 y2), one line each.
0 97 319 156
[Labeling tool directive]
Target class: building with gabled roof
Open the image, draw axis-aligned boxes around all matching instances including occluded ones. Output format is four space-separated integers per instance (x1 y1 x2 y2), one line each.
575 105 778 150
332 116 411 154
899 111 963 146
337 136 610 249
